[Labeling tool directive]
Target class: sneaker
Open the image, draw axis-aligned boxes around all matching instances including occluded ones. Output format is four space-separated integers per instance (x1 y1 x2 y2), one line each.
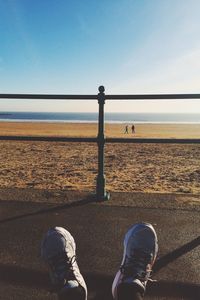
41 226 87 300
112 222 158 300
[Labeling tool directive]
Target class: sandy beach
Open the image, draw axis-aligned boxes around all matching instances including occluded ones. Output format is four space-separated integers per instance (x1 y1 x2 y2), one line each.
1 121 200 138
0 122 200 195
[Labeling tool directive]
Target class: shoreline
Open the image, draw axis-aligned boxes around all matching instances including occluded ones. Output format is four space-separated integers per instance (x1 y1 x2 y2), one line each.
1 120 200 124
1 121 200 124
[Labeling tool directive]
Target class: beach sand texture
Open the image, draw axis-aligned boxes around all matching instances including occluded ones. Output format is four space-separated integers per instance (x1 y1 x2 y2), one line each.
0 122 200 194
1 121 200 138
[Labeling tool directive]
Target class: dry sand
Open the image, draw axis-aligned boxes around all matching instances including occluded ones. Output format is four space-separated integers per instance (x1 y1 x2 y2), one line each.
0 122 200 195
1 121 200 138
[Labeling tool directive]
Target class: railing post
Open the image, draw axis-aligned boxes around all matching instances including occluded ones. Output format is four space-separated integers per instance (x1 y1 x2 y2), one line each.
96 86 110 201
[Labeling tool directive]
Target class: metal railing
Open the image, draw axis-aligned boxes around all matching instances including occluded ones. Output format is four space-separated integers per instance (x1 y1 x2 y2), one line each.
1 86 200 201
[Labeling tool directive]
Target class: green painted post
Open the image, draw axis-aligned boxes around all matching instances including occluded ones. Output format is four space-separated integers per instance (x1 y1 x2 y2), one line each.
96 86 110 201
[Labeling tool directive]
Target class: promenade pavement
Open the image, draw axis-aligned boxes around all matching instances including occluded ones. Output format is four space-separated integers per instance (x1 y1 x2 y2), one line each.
0 189 199 300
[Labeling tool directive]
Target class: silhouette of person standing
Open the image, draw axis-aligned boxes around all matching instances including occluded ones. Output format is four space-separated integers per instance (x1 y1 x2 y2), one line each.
124 125 129 134
131 124 135 134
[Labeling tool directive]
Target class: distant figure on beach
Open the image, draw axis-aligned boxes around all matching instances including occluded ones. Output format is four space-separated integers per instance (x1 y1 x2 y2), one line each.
131 124 135 134
124 125 129 134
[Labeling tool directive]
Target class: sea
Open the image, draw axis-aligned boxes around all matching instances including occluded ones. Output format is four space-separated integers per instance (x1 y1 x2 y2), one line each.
0 112 200 124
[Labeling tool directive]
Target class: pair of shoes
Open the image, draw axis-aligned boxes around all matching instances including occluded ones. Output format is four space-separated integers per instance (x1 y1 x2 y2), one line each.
41 223 158 300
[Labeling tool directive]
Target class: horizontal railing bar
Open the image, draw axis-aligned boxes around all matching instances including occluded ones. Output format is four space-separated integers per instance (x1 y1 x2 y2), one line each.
0 94 97 100
1 94 200 100
106 94 200 100
0 136 97 142
0 136 200 144
106 138 200 144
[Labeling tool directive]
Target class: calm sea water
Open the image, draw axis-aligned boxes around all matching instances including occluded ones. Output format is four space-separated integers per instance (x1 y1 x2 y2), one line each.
0 112 200 124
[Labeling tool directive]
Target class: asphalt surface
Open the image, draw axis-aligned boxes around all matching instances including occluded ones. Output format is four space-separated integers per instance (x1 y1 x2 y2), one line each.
0 191 199 300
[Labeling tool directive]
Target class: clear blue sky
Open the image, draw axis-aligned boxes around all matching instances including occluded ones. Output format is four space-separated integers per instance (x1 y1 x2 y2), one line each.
0 0 200 112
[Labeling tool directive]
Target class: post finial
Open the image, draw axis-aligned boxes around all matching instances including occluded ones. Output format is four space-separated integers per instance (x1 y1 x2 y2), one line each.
98 86 105 93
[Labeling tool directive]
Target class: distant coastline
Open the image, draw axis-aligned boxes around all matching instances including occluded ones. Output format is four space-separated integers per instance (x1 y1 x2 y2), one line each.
0 112 200 124
0 113 12 116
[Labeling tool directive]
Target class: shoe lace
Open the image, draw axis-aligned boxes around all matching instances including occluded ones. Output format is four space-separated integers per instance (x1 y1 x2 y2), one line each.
48 253 76 288
120 248 152 281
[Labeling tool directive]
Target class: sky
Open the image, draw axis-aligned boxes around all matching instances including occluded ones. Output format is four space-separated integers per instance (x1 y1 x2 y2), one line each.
0 0 200 113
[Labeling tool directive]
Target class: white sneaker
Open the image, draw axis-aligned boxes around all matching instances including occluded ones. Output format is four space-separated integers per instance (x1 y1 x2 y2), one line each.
41 227 87 300
112 223 158 300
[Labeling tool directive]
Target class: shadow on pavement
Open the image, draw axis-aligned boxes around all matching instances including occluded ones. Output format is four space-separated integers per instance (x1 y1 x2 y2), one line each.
0 196 95 224
154 236 200 272
0 263 49 290
0 264 199 299
148 280 200 300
